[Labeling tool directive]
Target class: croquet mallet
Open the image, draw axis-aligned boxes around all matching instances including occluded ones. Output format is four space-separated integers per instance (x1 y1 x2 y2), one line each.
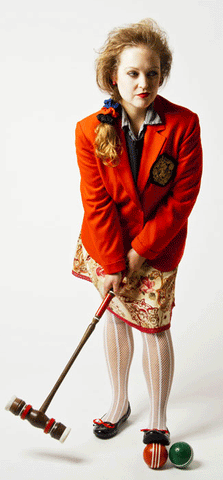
5 289 115 443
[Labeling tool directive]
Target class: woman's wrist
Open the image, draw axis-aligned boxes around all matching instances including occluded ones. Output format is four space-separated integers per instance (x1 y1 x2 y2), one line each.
126 248 146 277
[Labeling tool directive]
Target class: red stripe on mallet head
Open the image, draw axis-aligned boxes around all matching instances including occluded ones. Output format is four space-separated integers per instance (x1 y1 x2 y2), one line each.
44 418 56 434
21 404 32 420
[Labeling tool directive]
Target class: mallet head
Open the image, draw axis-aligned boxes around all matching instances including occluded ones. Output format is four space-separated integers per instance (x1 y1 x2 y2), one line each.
5 396 71 443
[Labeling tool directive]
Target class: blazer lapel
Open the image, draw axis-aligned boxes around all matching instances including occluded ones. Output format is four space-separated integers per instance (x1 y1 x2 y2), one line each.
115 127 142 210
137 124 167 193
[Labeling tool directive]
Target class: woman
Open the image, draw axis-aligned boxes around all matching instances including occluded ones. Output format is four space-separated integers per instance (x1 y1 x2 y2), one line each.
72 19 202 445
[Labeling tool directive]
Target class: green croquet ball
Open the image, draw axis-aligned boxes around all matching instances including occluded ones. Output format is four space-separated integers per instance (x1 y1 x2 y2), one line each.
169 442 193 468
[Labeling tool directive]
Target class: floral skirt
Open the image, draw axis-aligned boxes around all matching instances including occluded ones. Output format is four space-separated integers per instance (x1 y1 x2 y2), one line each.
72 235 178 334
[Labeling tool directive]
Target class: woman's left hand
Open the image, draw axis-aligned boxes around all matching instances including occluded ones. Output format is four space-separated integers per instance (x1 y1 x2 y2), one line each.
126 248 146 278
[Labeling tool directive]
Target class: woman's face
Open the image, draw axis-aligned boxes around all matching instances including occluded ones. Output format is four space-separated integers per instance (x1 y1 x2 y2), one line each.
114 45 162 117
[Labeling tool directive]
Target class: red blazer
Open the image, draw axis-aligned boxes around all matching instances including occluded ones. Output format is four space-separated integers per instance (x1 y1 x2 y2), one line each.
75 95 202 274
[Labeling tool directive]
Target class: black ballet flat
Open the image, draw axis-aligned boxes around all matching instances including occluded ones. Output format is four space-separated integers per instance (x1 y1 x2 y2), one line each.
93 403 131 439
141 428 170 446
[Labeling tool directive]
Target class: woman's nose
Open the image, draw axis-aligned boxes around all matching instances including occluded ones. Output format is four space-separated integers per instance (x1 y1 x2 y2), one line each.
138 74 149 89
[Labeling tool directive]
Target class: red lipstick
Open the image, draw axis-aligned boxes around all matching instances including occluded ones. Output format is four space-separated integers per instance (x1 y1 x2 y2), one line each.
137 93 149 98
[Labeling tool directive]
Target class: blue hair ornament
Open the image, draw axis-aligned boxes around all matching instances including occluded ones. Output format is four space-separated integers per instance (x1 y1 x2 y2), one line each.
103 98 120 110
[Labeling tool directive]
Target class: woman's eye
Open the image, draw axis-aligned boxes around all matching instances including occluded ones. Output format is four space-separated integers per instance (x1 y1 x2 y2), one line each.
128 71 138 77
147 71 158 77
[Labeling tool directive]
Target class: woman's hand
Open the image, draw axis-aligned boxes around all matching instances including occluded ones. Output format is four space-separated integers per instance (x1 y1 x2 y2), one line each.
104 272 123 296
126 248 146 278
103 249 145 296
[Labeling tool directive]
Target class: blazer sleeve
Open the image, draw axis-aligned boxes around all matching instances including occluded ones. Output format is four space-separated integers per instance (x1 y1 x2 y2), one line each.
131 113 203 259
75 121 126 274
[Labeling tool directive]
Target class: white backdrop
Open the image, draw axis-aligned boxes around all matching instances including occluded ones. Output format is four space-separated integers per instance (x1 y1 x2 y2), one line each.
1 1 223 479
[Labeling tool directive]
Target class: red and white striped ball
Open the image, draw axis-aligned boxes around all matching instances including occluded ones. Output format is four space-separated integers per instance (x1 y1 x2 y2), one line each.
143 443 168 469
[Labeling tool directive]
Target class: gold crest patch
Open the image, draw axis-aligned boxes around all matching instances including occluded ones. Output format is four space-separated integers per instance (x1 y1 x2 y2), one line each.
150 154 177 187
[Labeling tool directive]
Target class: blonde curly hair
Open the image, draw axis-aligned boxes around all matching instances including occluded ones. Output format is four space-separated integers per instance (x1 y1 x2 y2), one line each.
94 19 172 166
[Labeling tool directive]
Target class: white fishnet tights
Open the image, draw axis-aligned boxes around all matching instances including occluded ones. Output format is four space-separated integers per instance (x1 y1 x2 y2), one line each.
141 329 174 430
102 312 174 429
102 311 134 423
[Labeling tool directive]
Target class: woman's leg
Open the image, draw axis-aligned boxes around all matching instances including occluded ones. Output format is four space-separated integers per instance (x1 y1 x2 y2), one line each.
141 330 174 430
102 311 134 423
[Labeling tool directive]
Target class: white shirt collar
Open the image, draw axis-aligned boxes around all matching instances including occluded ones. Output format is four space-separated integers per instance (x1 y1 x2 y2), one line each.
121 103 162 141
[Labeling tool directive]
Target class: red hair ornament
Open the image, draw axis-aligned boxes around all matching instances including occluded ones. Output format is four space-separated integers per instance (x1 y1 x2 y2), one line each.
97 99 120 126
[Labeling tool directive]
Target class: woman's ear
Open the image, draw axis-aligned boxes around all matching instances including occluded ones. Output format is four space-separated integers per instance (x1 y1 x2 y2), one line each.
111 75 117 86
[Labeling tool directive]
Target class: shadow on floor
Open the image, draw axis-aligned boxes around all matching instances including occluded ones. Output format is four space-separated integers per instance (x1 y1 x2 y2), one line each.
23 450 90 464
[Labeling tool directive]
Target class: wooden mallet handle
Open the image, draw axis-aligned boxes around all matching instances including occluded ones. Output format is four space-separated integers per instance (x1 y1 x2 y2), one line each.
39 289 115 413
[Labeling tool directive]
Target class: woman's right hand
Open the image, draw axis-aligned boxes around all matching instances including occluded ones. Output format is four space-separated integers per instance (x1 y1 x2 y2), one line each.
104 272 123 296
